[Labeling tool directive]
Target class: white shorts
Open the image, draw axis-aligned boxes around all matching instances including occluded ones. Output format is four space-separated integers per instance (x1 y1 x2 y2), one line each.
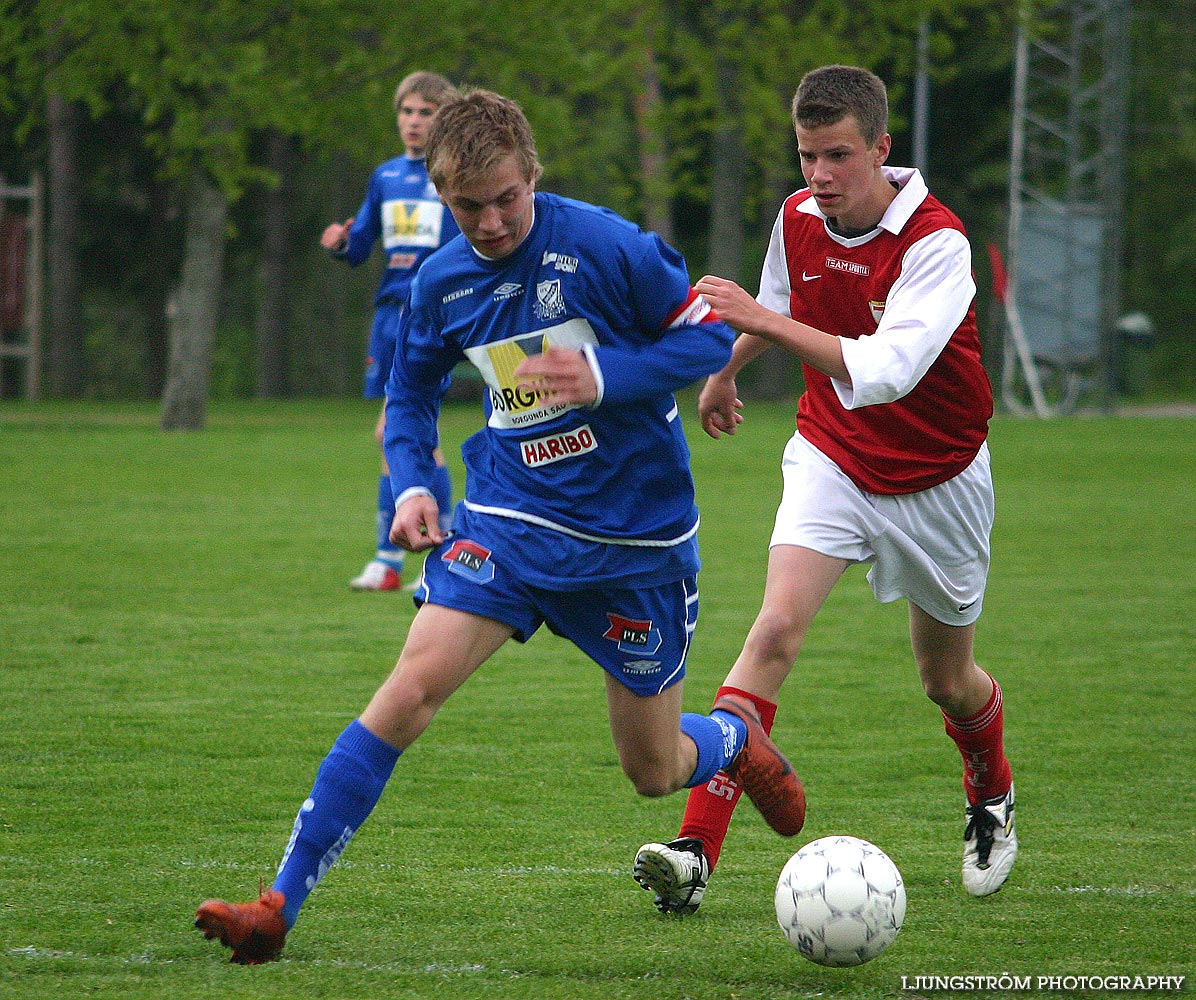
769 432 994 625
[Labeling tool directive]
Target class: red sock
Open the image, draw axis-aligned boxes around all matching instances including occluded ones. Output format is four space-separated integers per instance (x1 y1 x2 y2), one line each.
942 673 1013 806
678 685 778 872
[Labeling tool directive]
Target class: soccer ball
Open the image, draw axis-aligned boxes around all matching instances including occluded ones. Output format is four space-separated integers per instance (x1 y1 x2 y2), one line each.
774 835 906 967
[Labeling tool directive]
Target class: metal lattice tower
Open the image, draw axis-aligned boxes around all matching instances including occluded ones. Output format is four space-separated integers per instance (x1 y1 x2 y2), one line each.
1002 0 1130 415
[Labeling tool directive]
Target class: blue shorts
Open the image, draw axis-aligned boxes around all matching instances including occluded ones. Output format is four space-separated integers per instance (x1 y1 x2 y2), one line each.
414 534 699 696
365 301 403 399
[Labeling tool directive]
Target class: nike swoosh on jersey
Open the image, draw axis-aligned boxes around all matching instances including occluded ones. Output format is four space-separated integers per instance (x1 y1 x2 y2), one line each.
801 272 822 281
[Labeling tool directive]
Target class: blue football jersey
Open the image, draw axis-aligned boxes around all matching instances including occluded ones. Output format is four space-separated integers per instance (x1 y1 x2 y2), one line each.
337 154 460 306
384 192 734 590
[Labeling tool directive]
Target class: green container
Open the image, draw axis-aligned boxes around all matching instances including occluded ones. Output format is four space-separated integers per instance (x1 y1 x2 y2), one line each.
1117 312 1155 397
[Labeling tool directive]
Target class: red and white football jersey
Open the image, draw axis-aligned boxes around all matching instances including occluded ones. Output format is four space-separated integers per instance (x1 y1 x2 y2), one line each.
758 167 992 495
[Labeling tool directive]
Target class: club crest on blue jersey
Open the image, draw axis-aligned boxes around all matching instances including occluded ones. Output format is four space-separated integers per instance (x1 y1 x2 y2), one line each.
441 539 496 584
603 613 663 655
534 278 566 320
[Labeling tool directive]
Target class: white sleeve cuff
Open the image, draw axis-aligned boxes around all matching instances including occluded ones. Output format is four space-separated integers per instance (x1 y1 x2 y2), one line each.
581 343 605 407
394 486 434 511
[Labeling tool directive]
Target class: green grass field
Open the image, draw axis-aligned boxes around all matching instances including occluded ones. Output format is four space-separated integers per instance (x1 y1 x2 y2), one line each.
1 397 1193 1000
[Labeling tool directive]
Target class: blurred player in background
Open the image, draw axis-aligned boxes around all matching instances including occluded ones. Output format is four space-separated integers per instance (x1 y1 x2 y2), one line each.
195 88 806 964
634 64 1016 914
321 70 459 592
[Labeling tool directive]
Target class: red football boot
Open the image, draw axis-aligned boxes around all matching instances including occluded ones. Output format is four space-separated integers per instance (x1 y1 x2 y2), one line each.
716 694 806 836
195 888 288 964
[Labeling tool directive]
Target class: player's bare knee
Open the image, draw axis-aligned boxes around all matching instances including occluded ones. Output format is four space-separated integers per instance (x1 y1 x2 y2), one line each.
744 611 804 665
362 675 446 745
622 760 680 799
921 674 968 714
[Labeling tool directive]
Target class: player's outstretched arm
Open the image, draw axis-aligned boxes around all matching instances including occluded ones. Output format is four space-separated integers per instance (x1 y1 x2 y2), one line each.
697 273 849 383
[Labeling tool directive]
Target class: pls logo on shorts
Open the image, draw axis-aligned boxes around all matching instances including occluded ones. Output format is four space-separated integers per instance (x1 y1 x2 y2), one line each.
441 539 496 584
604 613 662 655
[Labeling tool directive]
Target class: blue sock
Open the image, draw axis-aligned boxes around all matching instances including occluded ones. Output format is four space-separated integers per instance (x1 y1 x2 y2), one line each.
272 720 401 928
431 463 453 532
376 475 403 569
681 711 748 788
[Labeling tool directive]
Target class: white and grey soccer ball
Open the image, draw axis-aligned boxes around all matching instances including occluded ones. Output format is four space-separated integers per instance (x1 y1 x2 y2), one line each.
775 835 906 967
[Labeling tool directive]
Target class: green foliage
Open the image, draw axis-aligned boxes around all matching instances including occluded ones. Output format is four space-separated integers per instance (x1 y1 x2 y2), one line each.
1 0 1194 398
1 398 1194 998
1123 2 1196 390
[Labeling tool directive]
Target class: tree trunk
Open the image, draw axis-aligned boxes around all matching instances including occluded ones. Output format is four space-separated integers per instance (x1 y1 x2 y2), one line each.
751 141 802 401
160 170 227 431
142 177 173 398
255 130 294 397
706 53 745 280
321 150 358 395
633 24 673 244
45 92 85 397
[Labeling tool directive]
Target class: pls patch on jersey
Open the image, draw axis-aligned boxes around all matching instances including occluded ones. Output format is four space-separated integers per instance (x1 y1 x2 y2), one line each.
441 539 496 584
604 613 663 656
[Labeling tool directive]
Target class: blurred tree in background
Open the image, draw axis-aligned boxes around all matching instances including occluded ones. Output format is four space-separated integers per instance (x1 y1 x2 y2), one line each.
0 0 1191 416
1122 0 1196 396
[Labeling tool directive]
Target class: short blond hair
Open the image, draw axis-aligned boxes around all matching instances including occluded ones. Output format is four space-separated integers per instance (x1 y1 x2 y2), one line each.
424 88 544 195
393 71 458 114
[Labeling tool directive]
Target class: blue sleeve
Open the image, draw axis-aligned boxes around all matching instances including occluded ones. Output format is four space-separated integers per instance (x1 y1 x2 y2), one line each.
382 284 460 501
338 167 383 267
591 233 734 403
593 320 733 404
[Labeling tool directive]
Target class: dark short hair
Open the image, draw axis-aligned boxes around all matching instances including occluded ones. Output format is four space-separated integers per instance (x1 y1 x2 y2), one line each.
425 89 544 194
791 65 888 147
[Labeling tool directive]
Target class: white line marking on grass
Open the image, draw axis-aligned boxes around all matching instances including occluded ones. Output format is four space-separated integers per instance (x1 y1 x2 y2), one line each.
1054 884 1196 896
176 859 266 870
10 947 81 960
309 958 501 976
8 947 522 979
482 866 627 877
177 858 628 877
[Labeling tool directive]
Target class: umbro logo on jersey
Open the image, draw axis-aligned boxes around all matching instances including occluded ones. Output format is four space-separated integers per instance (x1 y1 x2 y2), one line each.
622 659 663 675
494 282 524 300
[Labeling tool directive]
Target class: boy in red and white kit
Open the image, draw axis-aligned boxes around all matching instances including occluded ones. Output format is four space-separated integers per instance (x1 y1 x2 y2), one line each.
634 64 1016 912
